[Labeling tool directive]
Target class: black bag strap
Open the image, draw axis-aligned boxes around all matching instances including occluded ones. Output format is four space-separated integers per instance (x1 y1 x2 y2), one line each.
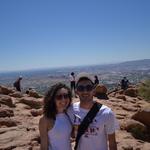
74 102 102 150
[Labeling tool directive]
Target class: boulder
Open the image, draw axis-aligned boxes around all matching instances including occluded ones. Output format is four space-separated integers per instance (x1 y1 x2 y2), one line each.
121 119 146 131
0 117 18 127
0 94 15 107
0 85 14 95
121 104 138 112
0 107 14 117
30 108 43 117
116 95 126 101
118 89 124 94
28 90 43 98
9 92 23 98
0 126 39 150
124 88 137 97
121 119 148 140
19 97 43 109
132 105 150 128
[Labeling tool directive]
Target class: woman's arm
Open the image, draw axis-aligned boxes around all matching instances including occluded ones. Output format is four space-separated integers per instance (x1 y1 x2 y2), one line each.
39 117 49 150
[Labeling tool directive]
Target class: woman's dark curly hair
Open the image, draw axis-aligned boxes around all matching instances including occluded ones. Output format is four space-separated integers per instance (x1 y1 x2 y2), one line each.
43 83 72 120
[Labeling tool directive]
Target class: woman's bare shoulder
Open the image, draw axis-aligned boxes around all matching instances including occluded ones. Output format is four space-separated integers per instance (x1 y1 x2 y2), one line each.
39 116 54 131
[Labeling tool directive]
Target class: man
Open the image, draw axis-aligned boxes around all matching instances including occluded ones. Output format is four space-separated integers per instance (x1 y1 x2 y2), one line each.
13 76 22 92
94 75 99 86
68 73 119 150
69 72 76 97
121 77 129 90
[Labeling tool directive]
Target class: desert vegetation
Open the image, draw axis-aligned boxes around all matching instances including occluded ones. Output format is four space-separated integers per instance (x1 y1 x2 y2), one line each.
138 79 150 101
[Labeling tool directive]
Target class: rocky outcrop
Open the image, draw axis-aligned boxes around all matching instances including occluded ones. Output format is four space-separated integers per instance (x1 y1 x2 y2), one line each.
30 108 43 117
0 107 14 117
28 89 43 98
116 94 126 101
124 88 138 97
0 118 19 127
0 84 150 150
0 85 14 95
0 94 15 107
9 91 23 98
132 105 150 128
19 97 43 109
121 119 147 133
0 126 39 150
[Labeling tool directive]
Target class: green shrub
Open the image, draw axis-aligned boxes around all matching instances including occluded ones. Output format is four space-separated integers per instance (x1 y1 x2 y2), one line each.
129 126 150 141
138 79 150 101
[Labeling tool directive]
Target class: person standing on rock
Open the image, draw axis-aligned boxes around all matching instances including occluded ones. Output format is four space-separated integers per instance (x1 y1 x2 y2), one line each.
69 72 76 97
13 76 22 92
67 73 119 150
39 83 72 150
94 75 99 86
121 77 129 90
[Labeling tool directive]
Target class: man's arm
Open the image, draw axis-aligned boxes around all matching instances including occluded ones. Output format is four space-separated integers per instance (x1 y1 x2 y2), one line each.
108 132 117 150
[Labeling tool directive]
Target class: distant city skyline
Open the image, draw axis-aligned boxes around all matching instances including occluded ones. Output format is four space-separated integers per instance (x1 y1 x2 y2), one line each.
0 0 150 72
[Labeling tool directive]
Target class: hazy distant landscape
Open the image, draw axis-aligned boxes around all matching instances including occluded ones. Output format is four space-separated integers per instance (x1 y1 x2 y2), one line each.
0 59 150 94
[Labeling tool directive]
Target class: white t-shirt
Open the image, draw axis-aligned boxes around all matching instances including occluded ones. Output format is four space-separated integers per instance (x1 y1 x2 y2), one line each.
48 113 72 150
67 102 119 150
69 74 75 82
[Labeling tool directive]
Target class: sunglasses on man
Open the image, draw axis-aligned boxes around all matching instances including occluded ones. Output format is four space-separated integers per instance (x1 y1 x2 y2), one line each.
76 84 93 92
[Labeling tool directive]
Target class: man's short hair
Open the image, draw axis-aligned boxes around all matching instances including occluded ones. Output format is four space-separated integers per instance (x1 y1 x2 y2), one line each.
71 72 74 76
76 72 94 86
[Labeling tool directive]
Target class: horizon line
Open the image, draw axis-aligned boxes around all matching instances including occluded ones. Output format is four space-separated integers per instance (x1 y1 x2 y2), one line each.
0 58 149 74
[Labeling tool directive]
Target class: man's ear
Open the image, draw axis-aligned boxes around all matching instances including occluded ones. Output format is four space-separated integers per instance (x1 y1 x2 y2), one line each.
92 87 96 96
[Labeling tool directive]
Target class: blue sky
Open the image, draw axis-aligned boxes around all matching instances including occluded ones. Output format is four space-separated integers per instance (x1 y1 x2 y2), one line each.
0 0 150 72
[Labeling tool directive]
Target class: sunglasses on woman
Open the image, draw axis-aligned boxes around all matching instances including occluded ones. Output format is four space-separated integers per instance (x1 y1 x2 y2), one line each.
76 84 93 92
55 93 70 100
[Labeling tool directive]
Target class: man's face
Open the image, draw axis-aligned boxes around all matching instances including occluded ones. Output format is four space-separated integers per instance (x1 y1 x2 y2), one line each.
76 79 94 103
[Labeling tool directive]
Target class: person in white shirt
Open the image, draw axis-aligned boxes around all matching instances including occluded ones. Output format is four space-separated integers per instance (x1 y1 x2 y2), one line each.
39 83 72 150
68 73 119 150
69 72 76 97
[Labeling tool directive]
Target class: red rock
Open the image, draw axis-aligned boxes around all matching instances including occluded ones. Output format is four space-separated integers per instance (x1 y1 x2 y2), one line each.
0 107 14 117
30 109 43 117
116 95 126 101
124 88 138 97
0 117 18 127
0 85 14 95
19 97 43 109
0 94 15 107
132 105 150 128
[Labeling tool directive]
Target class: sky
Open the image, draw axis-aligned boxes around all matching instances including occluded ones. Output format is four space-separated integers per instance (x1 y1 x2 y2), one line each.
0 0 150 72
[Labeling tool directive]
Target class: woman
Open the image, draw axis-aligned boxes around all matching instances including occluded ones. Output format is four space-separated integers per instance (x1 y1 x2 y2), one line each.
39 83 72 150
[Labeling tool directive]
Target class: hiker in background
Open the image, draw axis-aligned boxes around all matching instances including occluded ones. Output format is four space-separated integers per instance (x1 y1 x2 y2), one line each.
94 75 99 86
13 76 22 92
69 72 76 97
121 77 129 90
67 73 119 150
39 83 72 150
25 88 32 94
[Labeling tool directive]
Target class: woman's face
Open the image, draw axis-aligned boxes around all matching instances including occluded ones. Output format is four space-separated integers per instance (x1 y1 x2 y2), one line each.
55 88 70 113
